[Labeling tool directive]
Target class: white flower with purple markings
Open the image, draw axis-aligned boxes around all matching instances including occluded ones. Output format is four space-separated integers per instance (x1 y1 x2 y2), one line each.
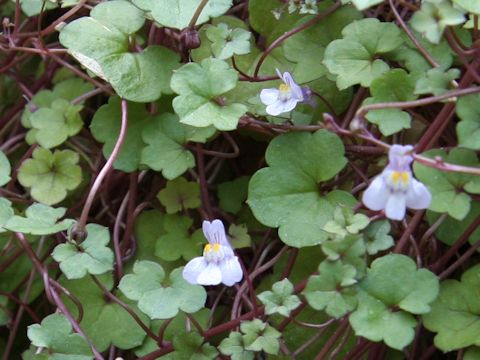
362 145 432 221
260 69 305 116
182 219 243 286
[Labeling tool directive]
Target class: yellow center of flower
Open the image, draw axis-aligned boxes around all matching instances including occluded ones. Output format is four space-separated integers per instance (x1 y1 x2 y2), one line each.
203 243 225 263
204 243 221 253
278 83 290 93
390 171 410 185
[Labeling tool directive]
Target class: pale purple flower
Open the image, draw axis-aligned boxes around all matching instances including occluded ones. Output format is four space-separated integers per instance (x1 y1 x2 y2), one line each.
362 145 432 221
182 220 243 286
260 69 304 116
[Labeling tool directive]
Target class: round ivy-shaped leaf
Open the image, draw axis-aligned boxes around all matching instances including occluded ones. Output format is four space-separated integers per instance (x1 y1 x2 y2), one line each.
240 319 281 355
52 224 114 279
157 177 201 214
5 203 74 235
363 220 394 255
423 265 480 352
456 93 480 150
206 23 251 60
27 313 93 360
248 130 356 247
324 18 404 89
0 198 14 233
18 147 82 205
0 150 11 186
349 254 439 350
118 261 207 319
171 58 247 130
257 278 301 317
132 0 232 30
219 331 254 360
172 332 218 359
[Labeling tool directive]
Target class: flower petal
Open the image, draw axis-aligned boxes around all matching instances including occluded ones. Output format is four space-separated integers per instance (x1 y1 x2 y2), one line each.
197 262 222 286
275 68 284 81
283 72 303 101
220 257 243 286
385 192 407 220
266 98 298 116
406 179 432 209
182 257 208 285
388 145 414 171
260 88 280 105
202 219 229 246
362 176 389 211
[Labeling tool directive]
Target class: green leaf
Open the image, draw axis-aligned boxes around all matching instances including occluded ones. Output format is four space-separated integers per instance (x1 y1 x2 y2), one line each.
155 214 205 261
27 313 93 360
61 275 149 352
206 23 251 60
29 99 83 149
248 130 356 247
90 97 149 173
323 206 370 237
157 177 201 214
349 254 439 350
18 147 82 205
323 18 404 89
118 261 207 319
217 176 249 214
414 148 480 220
258 278 301 317
241 319 281 355
410 1 465 44
141 113 204 179
52 224 114 279
5 203 74 235
363 69 416 136
0 296 8 326
171 58 247 131
0 198 14 233
465 347 480 360
132 0 232 29
454 0 480 14
414 68 460 96
321 235 366 276
0 150 11 186
304 260 358 318
456 93 480 149
228 223 251 249
20 0 58 16
363 220 394 255
423 265 480 352
172 332 218 359
59 1 180 102
219 332 254 360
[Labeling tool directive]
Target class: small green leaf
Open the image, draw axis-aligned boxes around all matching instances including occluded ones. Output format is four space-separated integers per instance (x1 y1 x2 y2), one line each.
0 198 14 233
155 215 205 261
248 130 356 247
456 93 480 150
228 223 251 249
132 0 232 29
20 0 57 16
52 224 114 279
157 177 201 214
29 99 83 149
410 1 465 44
241 319 281 355
363 69 416 135
0 150 11 186
27 313 93 360
206 23 251 60
363 220 394 255
414 148 480 220
218 176 249 214
324 18 404 89
140 113 202 179
219 332 254 360
350 0 383 10
171 58 247 130
18 147 82 205
349 254 439 350
91 97 149 173
172 332 218 359
304 260 358 318
118 261 207 319
415 68 460 96
423 264 480 352
5 203 74 235
258 278 301 317
453 0 480 15
323 206 370 237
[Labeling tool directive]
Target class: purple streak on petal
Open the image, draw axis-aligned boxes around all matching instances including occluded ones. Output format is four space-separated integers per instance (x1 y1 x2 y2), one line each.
387 145 414 171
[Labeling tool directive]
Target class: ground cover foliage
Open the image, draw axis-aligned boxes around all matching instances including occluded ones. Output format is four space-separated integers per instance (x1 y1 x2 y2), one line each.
1 0 480 359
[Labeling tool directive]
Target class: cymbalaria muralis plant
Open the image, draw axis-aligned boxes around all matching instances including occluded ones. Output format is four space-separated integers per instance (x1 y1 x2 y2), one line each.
1 0 480 359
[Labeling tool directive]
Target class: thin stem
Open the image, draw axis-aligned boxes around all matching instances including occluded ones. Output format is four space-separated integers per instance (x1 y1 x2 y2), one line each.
188 0 209 29
76 99 128 236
